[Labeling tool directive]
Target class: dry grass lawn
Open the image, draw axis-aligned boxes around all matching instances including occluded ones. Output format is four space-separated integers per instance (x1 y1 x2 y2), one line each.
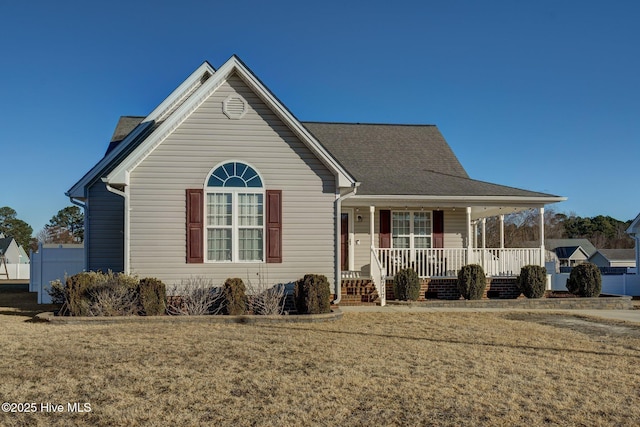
1 288 640 426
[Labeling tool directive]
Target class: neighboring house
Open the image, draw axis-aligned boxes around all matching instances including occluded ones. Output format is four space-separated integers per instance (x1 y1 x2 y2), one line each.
588 249 636 269
552 246 590 267
626 213 640 273
0 234 29 264
0 233 30 280
544 238 597 258
66 55 565 303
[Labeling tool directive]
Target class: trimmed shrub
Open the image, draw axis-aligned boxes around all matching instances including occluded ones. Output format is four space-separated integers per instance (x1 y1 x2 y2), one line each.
65 272 98 316
138 278 167 316
224 278 247 315
393 268 420 301
457 264 486 300
294 274 331 314
566 263 602 297
517 265 547 299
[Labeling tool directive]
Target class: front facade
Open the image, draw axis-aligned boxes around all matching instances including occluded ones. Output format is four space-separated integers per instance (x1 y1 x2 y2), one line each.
68 56 565 303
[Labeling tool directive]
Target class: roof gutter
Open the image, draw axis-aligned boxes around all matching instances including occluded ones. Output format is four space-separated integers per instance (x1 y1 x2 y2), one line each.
334 183 359 305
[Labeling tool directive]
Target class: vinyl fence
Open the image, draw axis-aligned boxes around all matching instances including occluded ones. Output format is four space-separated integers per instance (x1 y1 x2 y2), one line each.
550 272 640 296
1 263 30 280
30 243 84 303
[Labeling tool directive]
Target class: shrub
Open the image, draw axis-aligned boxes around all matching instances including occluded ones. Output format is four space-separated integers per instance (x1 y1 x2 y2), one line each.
457 264 486 300
47 279 66 305
138 278 167 316
167 277 225 315
65 272 98 316
224 278 247 315
517 265 547 299
247 283 286 315
294 274 331 314
393 268 420 301
566 263 602 297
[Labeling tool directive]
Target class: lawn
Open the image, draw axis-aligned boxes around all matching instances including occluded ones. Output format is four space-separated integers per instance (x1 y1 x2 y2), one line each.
1 289 640 426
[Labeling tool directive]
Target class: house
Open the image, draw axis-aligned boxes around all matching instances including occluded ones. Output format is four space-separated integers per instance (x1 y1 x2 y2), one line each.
544 238 597 258
588 249 636 269
626 213 640 273
552 246 590 267
0 233 30 280
66 55 565 305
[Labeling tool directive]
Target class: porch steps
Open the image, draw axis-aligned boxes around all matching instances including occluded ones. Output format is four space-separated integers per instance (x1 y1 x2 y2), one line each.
340 279 380 306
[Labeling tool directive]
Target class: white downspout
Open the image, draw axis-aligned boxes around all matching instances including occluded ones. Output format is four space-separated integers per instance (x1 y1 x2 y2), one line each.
104 180 130 274
334 184 359 305
69 197 87 270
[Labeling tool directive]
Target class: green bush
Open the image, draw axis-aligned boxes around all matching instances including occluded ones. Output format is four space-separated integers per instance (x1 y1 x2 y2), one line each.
566 263 602 297
294 274 331 314
517 265 547 299
393 268 420 301
457 264 486 300
138 278 167 316
224 278 247 315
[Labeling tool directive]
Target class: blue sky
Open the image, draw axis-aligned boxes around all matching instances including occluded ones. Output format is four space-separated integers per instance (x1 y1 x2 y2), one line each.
1 0 639 234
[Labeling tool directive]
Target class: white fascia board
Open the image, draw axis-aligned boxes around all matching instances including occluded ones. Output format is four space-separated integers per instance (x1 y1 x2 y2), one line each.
230 58 356 188
345 195 567 206
107 56 357 188
106 62 232 185
67 121 155 198
626 212 640 235
146 62 216 122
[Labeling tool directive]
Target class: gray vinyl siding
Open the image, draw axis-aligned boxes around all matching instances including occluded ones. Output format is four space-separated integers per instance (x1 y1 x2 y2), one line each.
86 181 124 272
351 208 466 276
129 73 336 288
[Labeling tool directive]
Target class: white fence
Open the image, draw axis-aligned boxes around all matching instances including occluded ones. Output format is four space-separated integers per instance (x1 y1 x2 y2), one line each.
1 263 30 280
550 272 640 296
30 243 85 303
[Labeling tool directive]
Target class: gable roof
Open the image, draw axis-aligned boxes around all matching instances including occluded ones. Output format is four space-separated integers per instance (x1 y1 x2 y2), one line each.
0 237 12 255
545 238 597 258
553 246 588 259
591 248 636 262
69 56 563 205
303 122 561 199
97 55 355 190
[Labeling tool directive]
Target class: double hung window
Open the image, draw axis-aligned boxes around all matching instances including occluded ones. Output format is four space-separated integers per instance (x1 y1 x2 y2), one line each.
206 162 264 262
392 211 432 249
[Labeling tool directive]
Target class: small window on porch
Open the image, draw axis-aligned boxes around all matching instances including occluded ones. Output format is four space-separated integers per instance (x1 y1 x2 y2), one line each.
392 211 432 249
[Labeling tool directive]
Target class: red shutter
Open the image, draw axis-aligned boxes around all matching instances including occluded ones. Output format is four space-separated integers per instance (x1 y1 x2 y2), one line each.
433 210 444 248
186 189 204 263
266 190 282 263
379 209 391 248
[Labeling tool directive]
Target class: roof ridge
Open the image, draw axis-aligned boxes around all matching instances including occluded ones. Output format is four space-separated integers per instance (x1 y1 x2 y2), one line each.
302 121 437 127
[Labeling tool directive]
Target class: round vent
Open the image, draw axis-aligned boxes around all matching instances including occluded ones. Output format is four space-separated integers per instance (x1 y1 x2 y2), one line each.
223 95 247 119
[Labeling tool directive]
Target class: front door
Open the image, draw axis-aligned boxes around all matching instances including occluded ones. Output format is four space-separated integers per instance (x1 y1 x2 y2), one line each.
341 213 349 270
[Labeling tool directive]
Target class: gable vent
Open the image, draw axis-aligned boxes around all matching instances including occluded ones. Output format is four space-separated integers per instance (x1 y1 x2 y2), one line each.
223 95 247 119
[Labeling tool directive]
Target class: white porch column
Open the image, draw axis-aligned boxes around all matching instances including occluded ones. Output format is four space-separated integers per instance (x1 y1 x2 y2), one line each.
466 207 472 264
481 218 486 249
472 221 478 248
369 206 375 249
539 207 545 266
499 214 505 249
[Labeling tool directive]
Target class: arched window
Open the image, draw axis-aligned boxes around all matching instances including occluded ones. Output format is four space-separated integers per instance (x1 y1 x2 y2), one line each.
205 161 264 262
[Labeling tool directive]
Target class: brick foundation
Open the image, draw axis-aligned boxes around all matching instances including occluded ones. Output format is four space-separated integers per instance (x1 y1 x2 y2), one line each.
384 277 522 301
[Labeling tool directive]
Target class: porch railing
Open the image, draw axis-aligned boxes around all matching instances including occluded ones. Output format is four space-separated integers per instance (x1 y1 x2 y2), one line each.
377 247 541 278
370 247 386 306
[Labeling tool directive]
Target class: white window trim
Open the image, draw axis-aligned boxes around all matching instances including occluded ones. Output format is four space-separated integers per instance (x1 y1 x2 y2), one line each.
203 160 266 263
391 210 433 249
205 189 266 263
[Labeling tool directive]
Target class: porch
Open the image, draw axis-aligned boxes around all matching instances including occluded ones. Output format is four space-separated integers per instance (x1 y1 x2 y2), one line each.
338 204 551 306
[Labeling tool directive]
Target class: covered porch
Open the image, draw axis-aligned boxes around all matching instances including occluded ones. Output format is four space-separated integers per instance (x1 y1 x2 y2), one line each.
339 201 553 306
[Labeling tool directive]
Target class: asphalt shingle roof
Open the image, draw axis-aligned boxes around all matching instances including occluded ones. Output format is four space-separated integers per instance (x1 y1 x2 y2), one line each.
595 248 636 261
302 122 558 198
